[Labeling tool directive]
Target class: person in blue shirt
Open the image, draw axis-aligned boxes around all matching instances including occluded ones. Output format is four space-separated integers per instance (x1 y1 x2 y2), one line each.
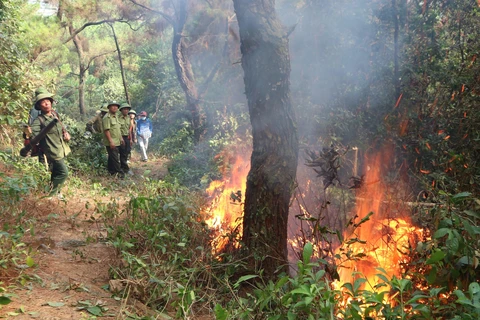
136 111 152 162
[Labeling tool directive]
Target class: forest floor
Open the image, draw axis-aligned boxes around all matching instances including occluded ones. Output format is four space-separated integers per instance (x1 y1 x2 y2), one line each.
1 154 171 320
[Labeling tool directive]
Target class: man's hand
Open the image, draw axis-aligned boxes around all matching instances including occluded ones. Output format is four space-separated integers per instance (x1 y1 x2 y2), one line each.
120 138 125 146
109 141 116 149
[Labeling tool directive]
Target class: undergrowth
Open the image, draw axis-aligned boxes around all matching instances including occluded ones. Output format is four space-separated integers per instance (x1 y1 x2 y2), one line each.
1 143 479 319
0 151 47 306
101 179 224 318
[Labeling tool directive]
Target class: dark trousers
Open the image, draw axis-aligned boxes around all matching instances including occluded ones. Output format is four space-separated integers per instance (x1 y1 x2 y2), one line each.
48 158 68 195
106 146 124 177
38 148 46 164
120 136 130 173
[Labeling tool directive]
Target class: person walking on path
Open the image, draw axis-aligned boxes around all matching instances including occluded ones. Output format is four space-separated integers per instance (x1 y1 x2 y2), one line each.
31 89 71 198
102 101 124 178
24 87 48 164
136 111 152 162
119 103 132 174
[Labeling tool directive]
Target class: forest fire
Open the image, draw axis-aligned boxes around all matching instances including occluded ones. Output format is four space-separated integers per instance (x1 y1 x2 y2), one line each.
334 150 424 293
204 152 250 252
204 145 424 292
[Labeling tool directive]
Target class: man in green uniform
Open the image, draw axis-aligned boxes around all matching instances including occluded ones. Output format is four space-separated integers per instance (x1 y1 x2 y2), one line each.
86 104 108 134
119 103 132 174
102 101 124 178
31 90 71 198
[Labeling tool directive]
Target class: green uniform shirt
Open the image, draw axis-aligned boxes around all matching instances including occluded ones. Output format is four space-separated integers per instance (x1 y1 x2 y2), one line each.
87 114 104 133
31 113 71 161
103 112 122 146
94 114 104 133
120 114 130 137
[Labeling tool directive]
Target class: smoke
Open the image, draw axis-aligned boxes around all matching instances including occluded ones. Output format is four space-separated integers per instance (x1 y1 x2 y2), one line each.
277 0 397 146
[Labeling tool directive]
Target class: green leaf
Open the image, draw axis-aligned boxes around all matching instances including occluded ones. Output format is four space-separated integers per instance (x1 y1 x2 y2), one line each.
375 273 390 284
214 303 228 320
457 256 474 267
342 282 354 295
6 115 15 125
461 218 478 236
452 192 471 200
47 301 65 307
233 275 258 289
290 286 311 296
303 242 313 264
463 210 480 219
26 256 35 267
87 306 102 316
426 267 437 284
406 294 429 304
434 228 450 239
426 250 445 265
0 296 12 305
353 277 367 292
355 212 374 227
469 282 480 296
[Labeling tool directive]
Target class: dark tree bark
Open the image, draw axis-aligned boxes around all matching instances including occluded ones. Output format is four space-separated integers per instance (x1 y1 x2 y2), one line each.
392 0 400 99
129 0 229 144
171 0 202 143
110 23 130 104
233 0 299 277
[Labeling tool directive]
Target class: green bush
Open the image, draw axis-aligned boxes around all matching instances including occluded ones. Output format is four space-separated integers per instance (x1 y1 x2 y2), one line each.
103 180 214 316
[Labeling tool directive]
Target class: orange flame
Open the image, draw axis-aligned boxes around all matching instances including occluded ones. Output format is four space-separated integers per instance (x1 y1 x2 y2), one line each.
335 150 423 291
205 151 250 252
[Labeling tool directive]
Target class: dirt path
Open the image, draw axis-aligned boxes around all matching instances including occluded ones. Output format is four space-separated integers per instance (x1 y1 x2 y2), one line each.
1 157 169 319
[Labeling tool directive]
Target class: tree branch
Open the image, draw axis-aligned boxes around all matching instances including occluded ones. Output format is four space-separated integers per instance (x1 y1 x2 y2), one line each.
85 50 117 71
128 0 174 25
63 19 128 44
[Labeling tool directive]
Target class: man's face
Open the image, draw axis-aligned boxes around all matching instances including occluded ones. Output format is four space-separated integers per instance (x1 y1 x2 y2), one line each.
129 114 135 119
39 98 52 113
108 105 119 114
121 108 130 116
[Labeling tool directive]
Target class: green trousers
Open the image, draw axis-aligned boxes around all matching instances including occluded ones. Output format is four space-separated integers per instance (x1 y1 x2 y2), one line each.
49 158 68 195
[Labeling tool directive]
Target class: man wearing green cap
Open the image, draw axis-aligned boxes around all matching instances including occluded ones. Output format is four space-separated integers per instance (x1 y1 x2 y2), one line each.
24 88 48 163
31 89 71 198
119 103 132 174
102 101 124 178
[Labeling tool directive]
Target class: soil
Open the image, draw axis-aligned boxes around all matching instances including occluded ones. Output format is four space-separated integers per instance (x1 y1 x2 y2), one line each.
0 155 170 320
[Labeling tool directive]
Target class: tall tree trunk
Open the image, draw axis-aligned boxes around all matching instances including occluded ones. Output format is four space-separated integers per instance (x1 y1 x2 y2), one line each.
110 23 130 105
393 0 400 99
233 0 298 277
69 24 86 115
171 0 202 143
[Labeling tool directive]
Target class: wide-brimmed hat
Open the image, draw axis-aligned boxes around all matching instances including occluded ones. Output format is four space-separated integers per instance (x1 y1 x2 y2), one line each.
34 90 55 110
128 109 137 115
107 101 120 109
138 111 147 117
119 103 131 111
100 106 109 113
